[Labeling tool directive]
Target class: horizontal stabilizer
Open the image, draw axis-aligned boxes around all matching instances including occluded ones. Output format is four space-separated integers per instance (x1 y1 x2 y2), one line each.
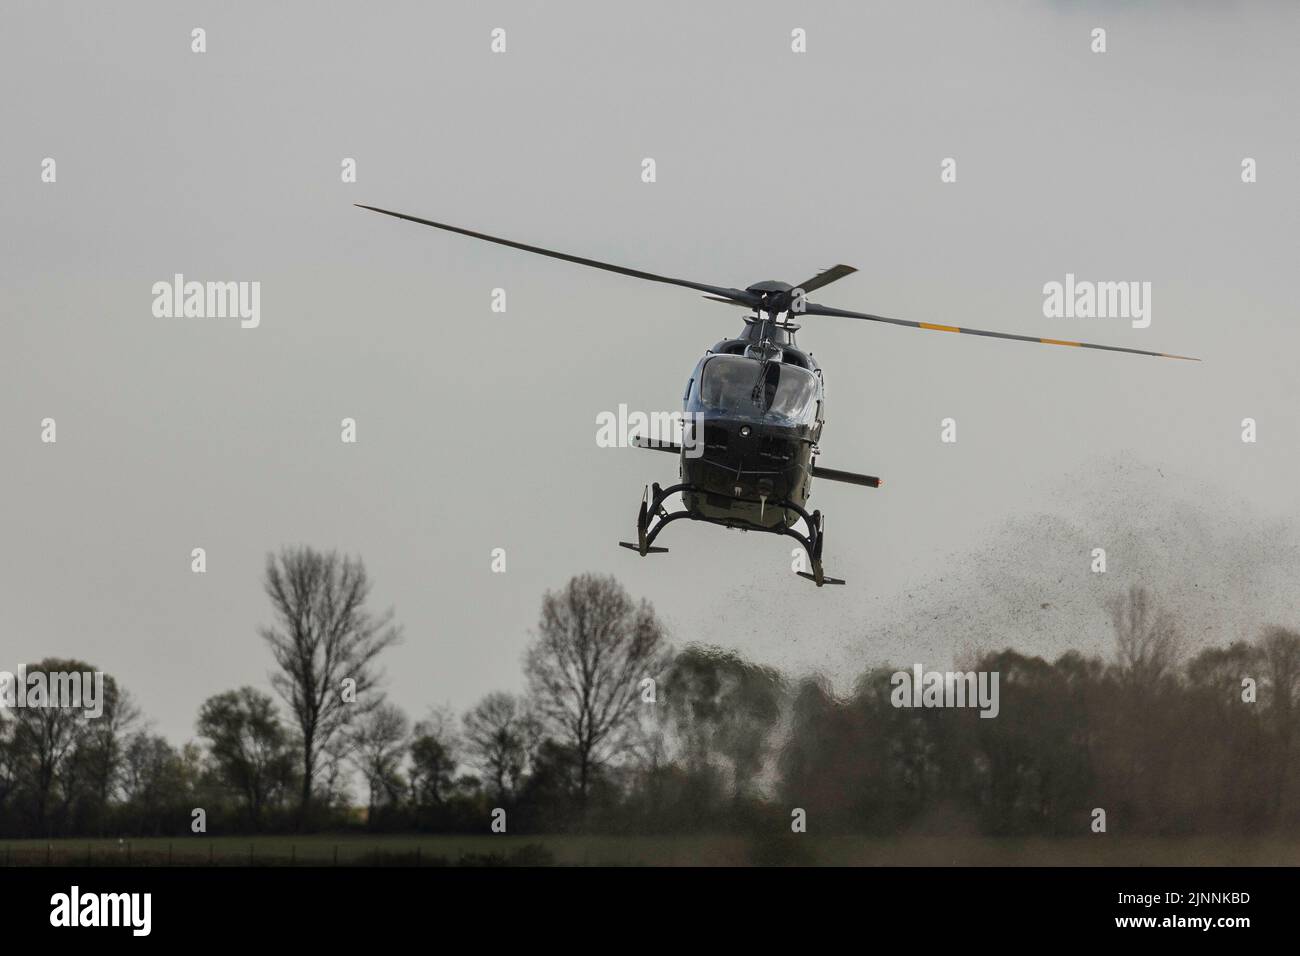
632 436 682 455
810 465 882 488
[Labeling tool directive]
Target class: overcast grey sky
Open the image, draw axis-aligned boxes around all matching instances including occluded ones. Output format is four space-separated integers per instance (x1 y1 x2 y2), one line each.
3 1 1298 746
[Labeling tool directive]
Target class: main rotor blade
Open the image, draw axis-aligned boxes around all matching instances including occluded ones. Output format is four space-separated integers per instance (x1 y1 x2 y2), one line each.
355 205 756 305
801 302 1200 361
795 264 857 295
701 295 755 309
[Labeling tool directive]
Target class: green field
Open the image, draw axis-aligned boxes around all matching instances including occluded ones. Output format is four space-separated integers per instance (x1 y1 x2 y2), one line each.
3 834 1298 867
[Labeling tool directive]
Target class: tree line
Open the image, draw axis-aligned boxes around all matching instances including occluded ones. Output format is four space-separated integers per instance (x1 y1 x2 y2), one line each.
1 547 1297 839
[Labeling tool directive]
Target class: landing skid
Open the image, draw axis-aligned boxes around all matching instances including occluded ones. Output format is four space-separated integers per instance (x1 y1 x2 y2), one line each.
796 570 846 586
618 482 845 587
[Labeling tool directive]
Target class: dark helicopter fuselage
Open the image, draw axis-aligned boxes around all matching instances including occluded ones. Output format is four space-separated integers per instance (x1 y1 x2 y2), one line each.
678 316 824 532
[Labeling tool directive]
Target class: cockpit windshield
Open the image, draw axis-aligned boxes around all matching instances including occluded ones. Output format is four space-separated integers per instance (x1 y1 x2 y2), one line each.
697 355 818 424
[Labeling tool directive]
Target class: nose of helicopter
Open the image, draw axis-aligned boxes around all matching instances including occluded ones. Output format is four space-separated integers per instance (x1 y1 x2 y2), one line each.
680 417 809 529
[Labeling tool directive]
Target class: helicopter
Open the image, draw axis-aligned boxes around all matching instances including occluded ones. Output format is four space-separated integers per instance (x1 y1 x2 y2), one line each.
356 204 1198 587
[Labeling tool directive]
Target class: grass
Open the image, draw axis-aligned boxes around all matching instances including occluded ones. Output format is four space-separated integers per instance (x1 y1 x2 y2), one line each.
2 834 1298 866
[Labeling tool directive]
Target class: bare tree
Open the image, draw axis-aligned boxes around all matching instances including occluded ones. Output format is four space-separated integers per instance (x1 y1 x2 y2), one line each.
348 702 410 817
76 683 141 809
1108 585 1180 687
524 574 669 802
1261 627 1300 816
120 732 185 833
197 687 295 828
462 692 540 801
259 547 401 820
5 659 117 833
663 646 785 799
315 734 356 812
409 706 459 808
0 718 17 819
1261 627 1300 718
